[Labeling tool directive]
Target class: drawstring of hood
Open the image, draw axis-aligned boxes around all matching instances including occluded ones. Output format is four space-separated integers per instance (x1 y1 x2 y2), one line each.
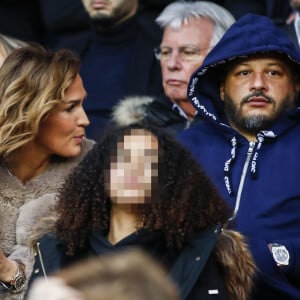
224 136 237 196
250 133 263 179
224 131 276 196
250 131 276 179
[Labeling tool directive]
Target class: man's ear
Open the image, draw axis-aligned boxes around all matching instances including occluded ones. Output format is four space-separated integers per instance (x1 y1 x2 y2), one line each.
220 84 225 101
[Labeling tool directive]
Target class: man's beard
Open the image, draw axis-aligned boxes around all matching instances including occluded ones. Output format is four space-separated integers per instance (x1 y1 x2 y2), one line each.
92 14 118 28
91 6 128 29
223 91 289 135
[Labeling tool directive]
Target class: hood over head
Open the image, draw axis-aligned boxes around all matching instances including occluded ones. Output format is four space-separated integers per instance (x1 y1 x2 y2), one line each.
188 13 300 123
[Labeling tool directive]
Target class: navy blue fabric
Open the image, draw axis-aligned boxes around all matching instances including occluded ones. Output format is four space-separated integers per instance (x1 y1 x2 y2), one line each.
283 22 300 51
142 94 202 135
59 14 163 141
178 14 300 299
29 227 227 300
170 225 223 299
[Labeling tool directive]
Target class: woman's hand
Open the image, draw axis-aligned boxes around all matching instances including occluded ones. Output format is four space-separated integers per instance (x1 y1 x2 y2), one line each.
0 248 17 282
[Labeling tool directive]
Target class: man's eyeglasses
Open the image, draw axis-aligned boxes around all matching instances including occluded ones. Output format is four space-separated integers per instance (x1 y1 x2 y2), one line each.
154 45 209 62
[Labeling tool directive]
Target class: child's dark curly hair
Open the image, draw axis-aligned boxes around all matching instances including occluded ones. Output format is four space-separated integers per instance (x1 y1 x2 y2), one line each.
55 124 230 255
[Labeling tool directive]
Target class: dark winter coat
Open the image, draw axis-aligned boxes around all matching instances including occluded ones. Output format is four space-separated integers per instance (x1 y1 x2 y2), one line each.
29 225 255 300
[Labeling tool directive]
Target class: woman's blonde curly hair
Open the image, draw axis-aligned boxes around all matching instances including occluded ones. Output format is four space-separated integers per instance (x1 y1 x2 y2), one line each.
0 44 80 156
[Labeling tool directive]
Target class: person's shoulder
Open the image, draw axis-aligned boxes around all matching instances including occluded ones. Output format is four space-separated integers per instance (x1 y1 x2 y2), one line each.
136 13 162 42
38 232 60 247
145 96 180 123
29 231 67 286
147 94 173 109
34 231 67 264
177 122 204 140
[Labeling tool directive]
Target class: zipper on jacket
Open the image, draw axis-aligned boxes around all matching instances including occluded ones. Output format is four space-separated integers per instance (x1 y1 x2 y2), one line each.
228 141 255 222
36 242 48 281
184 120 192 129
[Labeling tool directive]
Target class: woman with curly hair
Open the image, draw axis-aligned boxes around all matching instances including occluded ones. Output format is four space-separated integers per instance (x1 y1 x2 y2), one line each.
0 44 93 299
30 124 255 300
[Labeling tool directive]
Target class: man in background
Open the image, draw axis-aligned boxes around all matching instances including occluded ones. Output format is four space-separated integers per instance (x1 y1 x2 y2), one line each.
112 1 235 135
66 0 164 140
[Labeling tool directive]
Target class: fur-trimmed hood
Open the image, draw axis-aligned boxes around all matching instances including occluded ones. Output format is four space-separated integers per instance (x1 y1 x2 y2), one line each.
111 95 201 135
111 96 154 127
215 229 256 300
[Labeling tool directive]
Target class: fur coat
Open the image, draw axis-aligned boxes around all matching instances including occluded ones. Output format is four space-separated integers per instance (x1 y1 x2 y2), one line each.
0 138 94 300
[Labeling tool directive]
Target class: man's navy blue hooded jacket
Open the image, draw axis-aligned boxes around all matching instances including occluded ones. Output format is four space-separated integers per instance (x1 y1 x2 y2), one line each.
178 14 300 299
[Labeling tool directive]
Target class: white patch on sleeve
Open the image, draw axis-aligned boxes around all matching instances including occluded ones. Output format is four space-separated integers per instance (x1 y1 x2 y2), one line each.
208 289 219 295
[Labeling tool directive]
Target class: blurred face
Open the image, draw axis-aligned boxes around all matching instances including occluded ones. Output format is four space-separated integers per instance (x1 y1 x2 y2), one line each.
160 17 214 118
35 74 90 158
108 129 159 204
220 55 299 139
81 0 137 27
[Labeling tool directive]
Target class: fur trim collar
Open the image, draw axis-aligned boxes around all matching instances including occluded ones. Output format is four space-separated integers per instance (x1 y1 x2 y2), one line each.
111 96 154 126
215 229 256 300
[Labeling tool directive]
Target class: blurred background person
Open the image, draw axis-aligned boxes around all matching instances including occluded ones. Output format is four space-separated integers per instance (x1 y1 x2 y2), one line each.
222 0 291 26
112 1 235 135
63 0 164 140
0 0 43 43
283 0 300 50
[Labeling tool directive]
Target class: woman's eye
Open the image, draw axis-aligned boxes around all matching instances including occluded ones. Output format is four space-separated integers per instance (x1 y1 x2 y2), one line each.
65 104 75 112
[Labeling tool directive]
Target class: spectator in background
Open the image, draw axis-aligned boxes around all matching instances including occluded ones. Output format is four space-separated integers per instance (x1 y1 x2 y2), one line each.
0 0 43 43
27 249 180 300
0 33 28 66
57 0 164 140
29 124 255 300
40 0 174 50
39 0 90 49
0 44 93 300
222 0 291 26
283 0 300 50
178 13 300 299
111 1 235 135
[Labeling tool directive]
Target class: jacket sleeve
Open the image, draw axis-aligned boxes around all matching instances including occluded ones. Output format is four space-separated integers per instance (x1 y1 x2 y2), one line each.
28 233 66 288
249 237 300 298
8 194 57 286
274 239 300 282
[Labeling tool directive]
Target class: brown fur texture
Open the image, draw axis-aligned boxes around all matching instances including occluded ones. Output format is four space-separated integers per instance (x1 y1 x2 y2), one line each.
0 138 94 300
215 229 256 300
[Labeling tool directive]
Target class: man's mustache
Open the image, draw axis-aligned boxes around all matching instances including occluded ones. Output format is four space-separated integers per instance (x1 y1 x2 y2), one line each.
241 90 274 104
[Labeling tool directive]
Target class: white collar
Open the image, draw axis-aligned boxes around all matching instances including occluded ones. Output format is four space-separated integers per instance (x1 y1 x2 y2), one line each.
172 103 189 120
